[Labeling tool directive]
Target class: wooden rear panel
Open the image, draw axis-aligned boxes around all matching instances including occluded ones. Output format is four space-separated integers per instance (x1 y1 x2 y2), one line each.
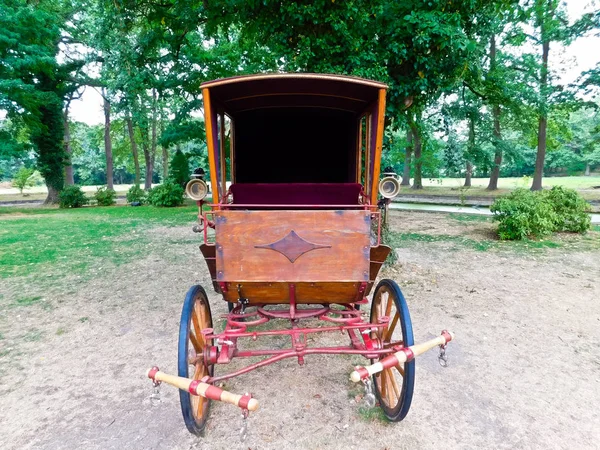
215 210 370 282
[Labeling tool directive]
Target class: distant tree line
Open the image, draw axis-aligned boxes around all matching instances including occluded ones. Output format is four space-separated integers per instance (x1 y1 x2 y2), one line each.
0 0 599 202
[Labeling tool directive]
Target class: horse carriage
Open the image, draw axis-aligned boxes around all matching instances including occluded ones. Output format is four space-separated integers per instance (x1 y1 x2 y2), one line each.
147 73 454 437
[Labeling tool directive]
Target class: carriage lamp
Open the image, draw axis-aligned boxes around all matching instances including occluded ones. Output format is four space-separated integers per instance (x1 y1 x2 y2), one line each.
186 178 209 201
378 176 400 199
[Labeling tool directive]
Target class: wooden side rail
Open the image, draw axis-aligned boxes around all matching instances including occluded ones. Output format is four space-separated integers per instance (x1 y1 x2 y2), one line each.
147 367 259 411
350 330 454 382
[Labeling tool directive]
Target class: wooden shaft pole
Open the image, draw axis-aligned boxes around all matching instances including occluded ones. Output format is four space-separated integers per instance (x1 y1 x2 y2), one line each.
147 368 259 411
350 331 454 382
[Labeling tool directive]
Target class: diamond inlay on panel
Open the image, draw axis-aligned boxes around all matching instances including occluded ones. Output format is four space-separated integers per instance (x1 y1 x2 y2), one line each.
254 230 331 263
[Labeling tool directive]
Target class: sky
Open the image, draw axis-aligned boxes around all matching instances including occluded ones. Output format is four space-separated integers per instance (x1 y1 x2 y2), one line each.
68 0 600 125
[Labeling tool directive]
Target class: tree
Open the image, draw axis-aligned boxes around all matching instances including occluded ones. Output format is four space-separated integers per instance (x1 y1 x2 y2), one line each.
513 0 594 190
169 148 190 188
206 1 511 189
101 88 114 189
12 167 35 194
0 0 86 203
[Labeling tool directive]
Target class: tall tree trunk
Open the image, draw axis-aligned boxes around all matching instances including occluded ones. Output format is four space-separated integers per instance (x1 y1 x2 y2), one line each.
150 88 156 184
464 113 475 188
585 163 590 176
126 116 141 187
401 128 412 186
160 115 168 181
410 119 422 190
46 185 60 204
464 161 473 187
143 139 152 190
487 105 503 190
102 90 114 189
32 76 66 204
63 105 74 185
487 34 503 191
531 38 550 191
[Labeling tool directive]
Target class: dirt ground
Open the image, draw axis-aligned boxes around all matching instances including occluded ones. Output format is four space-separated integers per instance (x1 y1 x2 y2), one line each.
1 211 599 450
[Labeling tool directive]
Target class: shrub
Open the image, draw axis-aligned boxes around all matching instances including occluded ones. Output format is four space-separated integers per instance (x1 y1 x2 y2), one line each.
126 185 147 205
59 185 89 208
147 181 184 207
11 167 35 194
94 187 116 206
491 187 592 240
542 186 591 233
490 189 556 240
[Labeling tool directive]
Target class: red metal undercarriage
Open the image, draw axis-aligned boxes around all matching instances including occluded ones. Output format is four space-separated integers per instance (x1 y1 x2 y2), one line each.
198 286 404 384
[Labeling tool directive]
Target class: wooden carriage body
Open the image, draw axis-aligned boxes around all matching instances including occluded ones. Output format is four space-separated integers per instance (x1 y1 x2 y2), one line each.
199 74 392 305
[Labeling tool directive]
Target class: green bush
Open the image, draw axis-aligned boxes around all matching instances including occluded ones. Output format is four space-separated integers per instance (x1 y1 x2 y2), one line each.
126 185 147 205
59 185 89 209
147 181 184 207
491 189 556 240
491 187 591 240
94 187 116 206
542 186 591 233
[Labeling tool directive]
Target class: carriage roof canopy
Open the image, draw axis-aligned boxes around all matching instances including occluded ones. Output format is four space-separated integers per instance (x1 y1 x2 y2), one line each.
202 73 388 203
201 73 387 114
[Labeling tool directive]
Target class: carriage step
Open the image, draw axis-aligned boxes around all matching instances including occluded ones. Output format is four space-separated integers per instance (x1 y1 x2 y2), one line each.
350 330 454 382
147 367 259 411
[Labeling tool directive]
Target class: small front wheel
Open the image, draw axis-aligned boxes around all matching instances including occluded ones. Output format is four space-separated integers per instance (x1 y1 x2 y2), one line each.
178 285 214 435
369 279 415 421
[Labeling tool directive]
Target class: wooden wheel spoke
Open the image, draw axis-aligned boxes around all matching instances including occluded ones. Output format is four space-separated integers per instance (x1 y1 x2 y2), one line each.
380 370 387 402
384 369 397 405
191 309 205 346
389 370 400 398
395 363 405 378
189 330 203 352
386 370 398 404
383 312 399 342
384 292 393 317
196 394 206 418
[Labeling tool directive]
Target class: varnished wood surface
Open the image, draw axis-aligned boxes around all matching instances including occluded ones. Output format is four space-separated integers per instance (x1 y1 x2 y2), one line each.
199 244 220 292
369 244 392 281
370 89 387 204
220 281 363 304
203 88 220 204
215 210 370 282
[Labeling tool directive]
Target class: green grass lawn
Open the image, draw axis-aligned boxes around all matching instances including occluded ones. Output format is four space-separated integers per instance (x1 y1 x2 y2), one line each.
0 204 199 278
397 176 600 201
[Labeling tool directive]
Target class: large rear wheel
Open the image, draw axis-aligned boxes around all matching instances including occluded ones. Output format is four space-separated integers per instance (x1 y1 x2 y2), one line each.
178 285 213 435
369 279 415 421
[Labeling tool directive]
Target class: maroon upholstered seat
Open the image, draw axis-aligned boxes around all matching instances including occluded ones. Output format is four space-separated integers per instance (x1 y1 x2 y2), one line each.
229 183 362 206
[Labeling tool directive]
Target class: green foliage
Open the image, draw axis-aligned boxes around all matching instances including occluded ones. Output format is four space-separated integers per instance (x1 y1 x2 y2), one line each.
94 187 116 206
169 149 190 187
542 186 591 233
147 181 184 207
58 185 89 209
490 187 591 240
491 189 557 240
0 0 85 201
11 167 35 194
126 185 147 205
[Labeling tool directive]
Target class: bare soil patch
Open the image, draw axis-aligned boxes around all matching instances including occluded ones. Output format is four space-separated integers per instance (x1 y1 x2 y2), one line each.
1 210 599 449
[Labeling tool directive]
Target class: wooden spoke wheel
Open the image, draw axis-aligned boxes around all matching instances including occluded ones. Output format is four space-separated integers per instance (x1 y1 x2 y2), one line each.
178 285 214 435
370 279 415 422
